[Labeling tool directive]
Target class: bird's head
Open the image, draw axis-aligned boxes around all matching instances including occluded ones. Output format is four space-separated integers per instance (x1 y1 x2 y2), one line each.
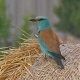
29 16 51 31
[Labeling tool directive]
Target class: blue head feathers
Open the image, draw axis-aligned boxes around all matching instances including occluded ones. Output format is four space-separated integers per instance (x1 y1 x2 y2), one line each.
35 16 51 31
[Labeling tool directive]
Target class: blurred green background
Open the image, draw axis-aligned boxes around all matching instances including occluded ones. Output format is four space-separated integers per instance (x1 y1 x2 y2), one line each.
0 0 80 48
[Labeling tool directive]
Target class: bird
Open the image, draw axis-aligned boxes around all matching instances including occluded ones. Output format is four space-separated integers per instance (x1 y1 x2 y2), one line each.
29 16 65 69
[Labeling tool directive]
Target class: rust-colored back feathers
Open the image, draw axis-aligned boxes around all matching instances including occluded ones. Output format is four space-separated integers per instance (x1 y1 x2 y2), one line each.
40 28 61 54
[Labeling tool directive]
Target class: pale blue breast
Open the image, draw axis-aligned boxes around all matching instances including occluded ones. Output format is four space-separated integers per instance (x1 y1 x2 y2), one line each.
37 32 49 55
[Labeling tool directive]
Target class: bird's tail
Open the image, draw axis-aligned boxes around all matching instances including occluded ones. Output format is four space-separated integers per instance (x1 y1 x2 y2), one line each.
48 52 64 69
54 57 64 69
58 54 65 60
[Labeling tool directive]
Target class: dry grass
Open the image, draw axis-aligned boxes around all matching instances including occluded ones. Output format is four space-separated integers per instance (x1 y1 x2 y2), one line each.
23 43 80 80
0 26 80 80
0 38 80 80
0 38 41 80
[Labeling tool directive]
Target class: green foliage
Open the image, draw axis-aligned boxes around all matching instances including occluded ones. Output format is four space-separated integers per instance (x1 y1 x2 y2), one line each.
54 0 80 37
22 13 31 34
16 13 33 47
0 0 11 47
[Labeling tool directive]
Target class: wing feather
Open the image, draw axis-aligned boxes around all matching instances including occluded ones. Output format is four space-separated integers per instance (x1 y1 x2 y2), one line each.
40 28 61 54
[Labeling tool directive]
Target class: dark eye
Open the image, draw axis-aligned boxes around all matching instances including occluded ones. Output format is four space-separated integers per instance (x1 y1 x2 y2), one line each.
38 18 45 21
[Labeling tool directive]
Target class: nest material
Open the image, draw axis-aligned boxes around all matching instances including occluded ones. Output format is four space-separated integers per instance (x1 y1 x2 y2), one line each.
0 38 80 80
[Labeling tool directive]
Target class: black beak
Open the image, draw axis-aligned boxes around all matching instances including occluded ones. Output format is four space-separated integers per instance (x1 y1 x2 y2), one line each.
29 19 37 22
29 18 45 22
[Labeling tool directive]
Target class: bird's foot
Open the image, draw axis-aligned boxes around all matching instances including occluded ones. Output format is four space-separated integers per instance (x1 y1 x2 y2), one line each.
43 55 47 61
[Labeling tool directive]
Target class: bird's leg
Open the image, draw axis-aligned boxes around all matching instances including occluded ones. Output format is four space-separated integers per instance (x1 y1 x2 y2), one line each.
43 54 47 61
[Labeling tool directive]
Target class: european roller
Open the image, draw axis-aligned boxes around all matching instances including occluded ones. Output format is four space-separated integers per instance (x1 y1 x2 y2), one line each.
29 16 65 69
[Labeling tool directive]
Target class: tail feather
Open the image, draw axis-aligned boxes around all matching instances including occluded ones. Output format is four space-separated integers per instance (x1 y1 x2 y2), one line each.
48 52 64 69
58 54 65 60
54 57 64 69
